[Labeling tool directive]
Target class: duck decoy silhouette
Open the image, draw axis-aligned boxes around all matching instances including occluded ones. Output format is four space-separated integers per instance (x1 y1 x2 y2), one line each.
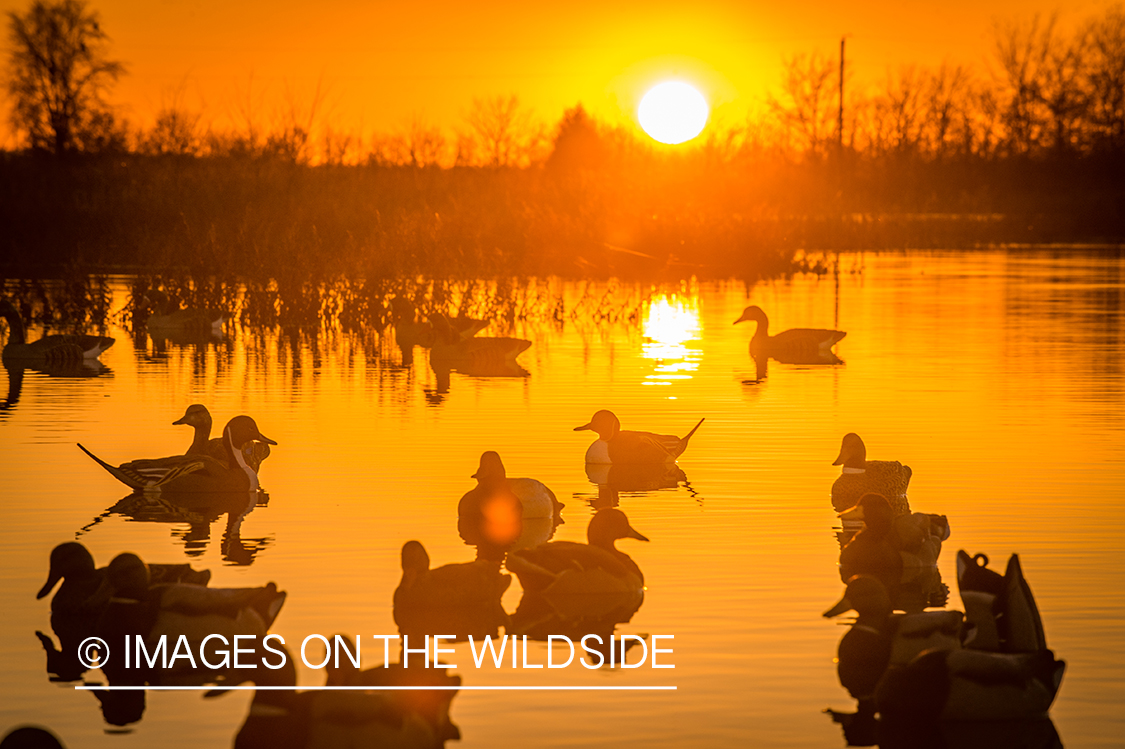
575 410 704 464
470 451 563 521
831 433 912 513
393 540 511 639
97 552 286 679
78 415 277 493
838 494 904 589
733 305 845 362
457 456 524 548
37 541 210 615
1 299 114 364
142 289 225 333
173 404 271 472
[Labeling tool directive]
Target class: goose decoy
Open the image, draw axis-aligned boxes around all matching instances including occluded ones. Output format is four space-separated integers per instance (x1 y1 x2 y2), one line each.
97 552 286 678
36 542 210 615
392 540 511 639
575 410 704 464
78 415 277 493
429 332 531 371
733 305 845 361
0 299 114 364
173 404 271 472
508 508 649 593
142 290 225 333
831 433 912 513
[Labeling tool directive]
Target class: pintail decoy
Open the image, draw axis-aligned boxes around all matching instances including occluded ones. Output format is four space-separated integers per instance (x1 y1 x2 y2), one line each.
78 415 277 493
575 409 703 464
392 540 511 639
733 305 845 360
173 404 271 472
508 508 649 595
831 433 912 513
0 298 114 364
36 542 210 616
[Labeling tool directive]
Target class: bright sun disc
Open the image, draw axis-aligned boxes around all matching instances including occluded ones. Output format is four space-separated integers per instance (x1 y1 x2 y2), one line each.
638 81 709 145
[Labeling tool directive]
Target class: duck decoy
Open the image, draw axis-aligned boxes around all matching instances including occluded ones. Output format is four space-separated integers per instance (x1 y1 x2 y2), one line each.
78 415 277 493
173 404 271 472
36 542 210 615
470 451 563 521
430 311 489 341
1 298 114 364
429 333 531 371
831 433 912 513
733 305 845 362
457 456 524 549
97 552 286 679
838 494 904 590
142 289 225 333
575 409 703 464
392 540 511 640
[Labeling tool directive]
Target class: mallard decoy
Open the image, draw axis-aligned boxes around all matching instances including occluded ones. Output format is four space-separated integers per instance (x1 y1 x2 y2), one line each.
471 451 563 520
97 552 286 678
36 542 210 616
392 540 511 639
78 415 277 493
0 299 114 364
838 494 903 589
823 575 963 708
173 404 271 472
142 290 225 333
508 508 649 592
831 433 912 513
575 410 704 464
733 305 845 361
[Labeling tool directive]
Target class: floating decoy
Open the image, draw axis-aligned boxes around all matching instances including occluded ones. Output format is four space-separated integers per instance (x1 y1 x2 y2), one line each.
0 298 114 364
36 542 210 615
430 333 531 370
142 289 225 333
508 508 649 593
575 409 704 464
733 305 845 360
957 550 1047 653
392 540 511 639
831 433 912 513
838 494 904 589
78 415 277 493
97 552 286 678
430 311 489 341
173 404 271 472
470 451 563 520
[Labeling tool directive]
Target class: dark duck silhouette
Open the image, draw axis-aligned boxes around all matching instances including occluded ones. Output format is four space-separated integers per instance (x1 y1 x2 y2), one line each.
733 305 844 363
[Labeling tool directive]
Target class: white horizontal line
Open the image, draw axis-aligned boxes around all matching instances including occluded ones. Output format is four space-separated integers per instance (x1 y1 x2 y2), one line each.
76 685 676 691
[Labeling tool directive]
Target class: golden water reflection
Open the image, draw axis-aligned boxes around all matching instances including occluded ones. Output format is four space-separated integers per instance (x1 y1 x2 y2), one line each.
641 295 701 388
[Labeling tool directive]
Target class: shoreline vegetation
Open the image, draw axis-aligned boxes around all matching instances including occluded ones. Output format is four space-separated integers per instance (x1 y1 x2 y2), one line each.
2 2 1124 285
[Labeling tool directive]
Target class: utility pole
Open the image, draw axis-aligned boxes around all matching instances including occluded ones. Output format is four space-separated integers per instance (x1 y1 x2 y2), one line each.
838 36 846 150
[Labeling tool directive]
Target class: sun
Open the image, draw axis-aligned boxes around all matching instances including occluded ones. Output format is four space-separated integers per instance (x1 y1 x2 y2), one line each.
638 81 709 145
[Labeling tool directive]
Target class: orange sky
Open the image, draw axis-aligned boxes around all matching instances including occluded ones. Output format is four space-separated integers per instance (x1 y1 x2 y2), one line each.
0 0 1110 142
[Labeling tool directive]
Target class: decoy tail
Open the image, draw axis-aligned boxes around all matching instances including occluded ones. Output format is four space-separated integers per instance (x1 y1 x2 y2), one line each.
682 418 705 443
77 443 150 491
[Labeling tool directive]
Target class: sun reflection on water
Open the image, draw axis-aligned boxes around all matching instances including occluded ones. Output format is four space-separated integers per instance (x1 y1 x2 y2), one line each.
641 295 701 387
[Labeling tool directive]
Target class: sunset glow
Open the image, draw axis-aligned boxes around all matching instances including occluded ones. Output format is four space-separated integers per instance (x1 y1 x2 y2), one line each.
637 81 709 144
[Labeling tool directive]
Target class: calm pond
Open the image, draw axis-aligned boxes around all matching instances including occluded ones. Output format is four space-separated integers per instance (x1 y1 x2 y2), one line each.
2 250 1123 747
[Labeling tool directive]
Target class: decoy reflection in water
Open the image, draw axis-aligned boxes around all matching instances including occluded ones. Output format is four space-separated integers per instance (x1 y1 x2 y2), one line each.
832 433 913 514
393 540 511 640
733 305 845 364
0 726 67 749
231 642 461 749
575 409 704 464
0 298 114 364
78 415 277 493
173 404 272 472
507 509 648 645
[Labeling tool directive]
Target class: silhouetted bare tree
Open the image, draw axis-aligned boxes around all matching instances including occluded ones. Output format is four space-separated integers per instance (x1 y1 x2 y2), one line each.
767 52 838 158
465 94 539 166
5 0 125 153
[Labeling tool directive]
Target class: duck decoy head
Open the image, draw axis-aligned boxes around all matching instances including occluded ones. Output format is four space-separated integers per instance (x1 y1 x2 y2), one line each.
37 542 97 599
823 575 892 618
471 451 507 483
172 403 212 427
853 493 894 532
106 553 151 598
224 415 278 450
575 410 620 440
588 508 650 546
833 433 867 467
400 540 431 578
733 305 767 325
